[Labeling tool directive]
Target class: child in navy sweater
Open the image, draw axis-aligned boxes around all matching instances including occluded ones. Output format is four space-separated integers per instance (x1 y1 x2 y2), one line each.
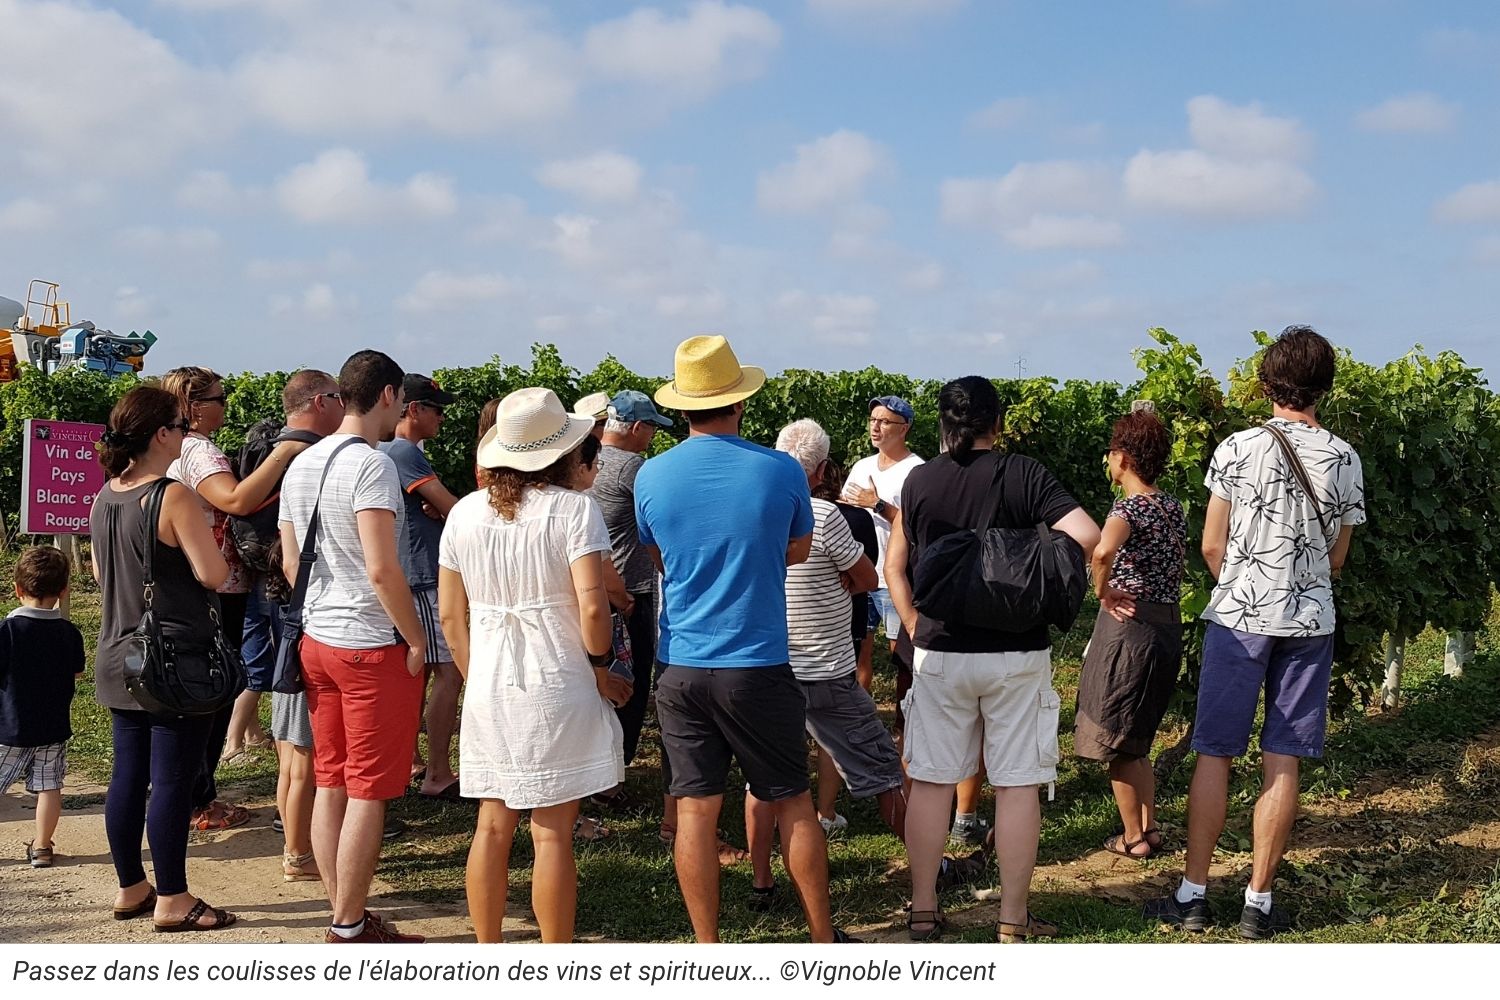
1 546 85 867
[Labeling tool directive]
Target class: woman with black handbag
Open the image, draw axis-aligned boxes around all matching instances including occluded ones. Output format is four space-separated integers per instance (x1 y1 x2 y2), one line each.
886 376 1100 943
89 386 239 932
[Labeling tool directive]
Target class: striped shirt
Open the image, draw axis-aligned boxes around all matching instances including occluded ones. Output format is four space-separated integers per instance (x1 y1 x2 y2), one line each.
787 498 867 681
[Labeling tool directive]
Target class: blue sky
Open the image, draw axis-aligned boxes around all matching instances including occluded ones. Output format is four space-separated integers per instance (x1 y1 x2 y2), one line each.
1 0 1497 386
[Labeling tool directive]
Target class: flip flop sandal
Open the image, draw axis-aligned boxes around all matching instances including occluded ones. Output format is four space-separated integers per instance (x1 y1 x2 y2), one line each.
656 825 748 864
154 898 237 933
114 888 157 921
26 841 55 868
1102 834 1154 861
588 787 639 812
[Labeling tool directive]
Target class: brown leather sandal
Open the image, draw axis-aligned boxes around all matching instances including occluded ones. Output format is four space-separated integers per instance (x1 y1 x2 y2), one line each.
997 911 1058 943
153 898 237 933
113 888 156 921
1103 833 1154 860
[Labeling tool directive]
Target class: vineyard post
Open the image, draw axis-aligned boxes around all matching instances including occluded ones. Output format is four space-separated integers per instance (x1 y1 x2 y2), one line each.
51 533 74 619
1381 633 1406 710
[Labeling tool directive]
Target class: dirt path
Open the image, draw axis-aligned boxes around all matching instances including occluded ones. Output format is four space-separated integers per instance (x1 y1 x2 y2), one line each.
0 777 534 943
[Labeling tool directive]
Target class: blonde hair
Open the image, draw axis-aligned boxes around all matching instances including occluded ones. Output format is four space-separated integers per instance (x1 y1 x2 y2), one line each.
160 366 223 427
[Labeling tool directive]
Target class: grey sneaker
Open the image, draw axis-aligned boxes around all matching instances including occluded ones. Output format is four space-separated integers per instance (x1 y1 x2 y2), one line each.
1142 892 1212 933
948 815 987 848
1238 903 1292 940
383 817 407 841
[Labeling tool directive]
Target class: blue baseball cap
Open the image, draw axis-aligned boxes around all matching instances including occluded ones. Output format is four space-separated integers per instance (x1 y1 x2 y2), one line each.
869 395 914 424
609 389 674 428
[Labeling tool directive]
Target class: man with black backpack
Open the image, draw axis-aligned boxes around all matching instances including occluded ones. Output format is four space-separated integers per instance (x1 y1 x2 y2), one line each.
1145 326 1365 939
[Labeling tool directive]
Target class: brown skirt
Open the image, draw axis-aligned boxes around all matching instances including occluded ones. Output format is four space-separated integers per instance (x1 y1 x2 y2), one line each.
1073 600 1183 762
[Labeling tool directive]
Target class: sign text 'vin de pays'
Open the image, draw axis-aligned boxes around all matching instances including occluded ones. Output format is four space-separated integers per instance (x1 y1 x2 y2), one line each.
21 419 105 534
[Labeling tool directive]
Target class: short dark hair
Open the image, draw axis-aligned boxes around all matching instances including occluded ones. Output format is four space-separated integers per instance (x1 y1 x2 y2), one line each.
683 403 737 426
282 369 338 415
15 546 70 599
1260 325 1335 410
1109 409 1170 485
338 351 403 415
938 376 1002 459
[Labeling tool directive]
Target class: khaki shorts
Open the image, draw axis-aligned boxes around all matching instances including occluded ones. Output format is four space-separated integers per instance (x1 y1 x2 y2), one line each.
901 647 1060 787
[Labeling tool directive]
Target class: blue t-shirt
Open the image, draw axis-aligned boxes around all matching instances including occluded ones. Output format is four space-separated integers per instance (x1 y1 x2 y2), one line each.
635 435 814 668
378 437 444 590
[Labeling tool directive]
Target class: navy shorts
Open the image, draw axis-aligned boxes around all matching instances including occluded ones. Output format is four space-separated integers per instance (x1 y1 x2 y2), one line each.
1191 622 1334 759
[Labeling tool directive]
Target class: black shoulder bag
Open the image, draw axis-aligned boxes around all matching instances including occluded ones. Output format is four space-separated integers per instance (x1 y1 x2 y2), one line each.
272 439 360 695
911 453 1088 634
123 479 247 717
1263 422 1333 544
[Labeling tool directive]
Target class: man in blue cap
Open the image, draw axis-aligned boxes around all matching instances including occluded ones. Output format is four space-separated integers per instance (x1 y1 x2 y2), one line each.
588 390 675 809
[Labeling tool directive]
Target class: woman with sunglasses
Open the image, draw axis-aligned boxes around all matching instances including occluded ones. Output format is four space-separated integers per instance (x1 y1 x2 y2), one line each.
90 387 238 930
160 367 311 830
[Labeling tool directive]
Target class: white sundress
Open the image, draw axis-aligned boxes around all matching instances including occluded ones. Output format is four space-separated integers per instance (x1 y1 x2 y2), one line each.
439 486 624 809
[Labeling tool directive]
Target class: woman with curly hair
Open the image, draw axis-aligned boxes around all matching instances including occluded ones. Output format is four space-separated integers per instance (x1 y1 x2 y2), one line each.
437 387 631 942
1074 405 1187 860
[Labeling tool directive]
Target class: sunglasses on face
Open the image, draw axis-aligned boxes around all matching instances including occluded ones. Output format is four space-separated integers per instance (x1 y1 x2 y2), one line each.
316 391 344 406
416 401 446 416
164 419 192 433
195 393 227 405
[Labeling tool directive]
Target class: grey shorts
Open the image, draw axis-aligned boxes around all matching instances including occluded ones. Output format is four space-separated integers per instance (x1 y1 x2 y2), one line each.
272 690 314 749
412 587 454 665
802 673 903 800
0 742 67 793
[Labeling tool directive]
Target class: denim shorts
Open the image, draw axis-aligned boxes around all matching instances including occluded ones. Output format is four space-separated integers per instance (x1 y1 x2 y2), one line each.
1191 622 1334 759
870 588 901 638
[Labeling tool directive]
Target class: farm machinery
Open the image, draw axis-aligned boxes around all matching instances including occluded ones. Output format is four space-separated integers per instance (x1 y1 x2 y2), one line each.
0 279 157 381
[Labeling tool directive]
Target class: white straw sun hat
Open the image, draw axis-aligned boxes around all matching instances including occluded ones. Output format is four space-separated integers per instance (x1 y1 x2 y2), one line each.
475 387 595 472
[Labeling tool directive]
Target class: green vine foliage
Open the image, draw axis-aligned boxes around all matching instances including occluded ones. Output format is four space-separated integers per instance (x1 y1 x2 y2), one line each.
3 331 1497 718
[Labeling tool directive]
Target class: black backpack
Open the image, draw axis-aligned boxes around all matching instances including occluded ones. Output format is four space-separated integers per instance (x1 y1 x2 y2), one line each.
910 454 1088 634
228 420 321 575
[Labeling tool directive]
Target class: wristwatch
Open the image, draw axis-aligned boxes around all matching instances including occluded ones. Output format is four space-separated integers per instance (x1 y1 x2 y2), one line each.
873 499 889 517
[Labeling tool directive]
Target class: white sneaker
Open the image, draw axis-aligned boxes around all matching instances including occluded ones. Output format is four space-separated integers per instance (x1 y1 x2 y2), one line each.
820 813 848 838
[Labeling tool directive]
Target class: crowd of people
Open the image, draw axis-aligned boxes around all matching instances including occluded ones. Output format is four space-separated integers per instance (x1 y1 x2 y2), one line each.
0 325 1365 944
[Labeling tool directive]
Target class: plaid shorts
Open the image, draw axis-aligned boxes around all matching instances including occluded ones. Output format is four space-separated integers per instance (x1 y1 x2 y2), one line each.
0 742 67 793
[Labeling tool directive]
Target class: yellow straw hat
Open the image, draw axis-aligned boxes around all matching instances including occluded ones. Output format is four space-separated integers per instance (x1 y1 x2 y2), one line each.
653 335 767 411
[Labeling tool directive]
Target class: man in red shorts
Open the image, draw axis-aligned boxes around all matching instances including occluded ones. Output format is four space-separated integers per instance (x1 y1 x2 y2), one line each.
280 350 427 944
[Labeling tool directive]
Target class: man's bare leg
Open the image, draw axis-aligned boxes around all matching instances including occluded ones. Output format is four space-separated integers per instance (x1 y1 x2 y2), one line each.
331 798 386 926
1249 752 1301 893
772 791 834 942
419 663 461 795
673 794 725 941
1184 754 1232 886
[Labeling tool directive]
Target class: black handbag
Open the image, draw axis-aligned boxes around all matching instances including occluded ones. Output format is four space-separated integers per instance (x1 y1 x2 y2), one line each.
911 453 1088 634
272 439 360 695
123 479 247 717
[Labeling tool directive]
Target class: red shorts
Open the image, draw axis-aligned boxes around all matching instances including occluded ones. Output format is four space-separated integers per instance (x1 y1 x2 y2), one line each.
300 635 424 801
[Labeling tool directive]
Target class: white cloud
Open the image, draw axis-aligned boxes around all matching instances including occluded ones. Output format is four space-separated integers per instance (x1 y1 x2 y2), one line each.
270 283 357 322
245 250 357 282
0 0 223 175
1435 181 1500 224
1123 97 1317 220
0 197 56 233
111 286 157 325
967 97 1032 131
1356 93 1459 134
940 161 1117 227
584 2 781 94
233 8 578 136
1003 214 1124 250
1186 95 1312 161
396 270 515 313
774 290 879 345
536 152 644 204
1474 235 1500 266
758 131 887 215
114 226 222 253
274 150 456 224
808 0 964 18
655 289 728 320
176 170 241 212
900 261 945 292
1124 149 1315 218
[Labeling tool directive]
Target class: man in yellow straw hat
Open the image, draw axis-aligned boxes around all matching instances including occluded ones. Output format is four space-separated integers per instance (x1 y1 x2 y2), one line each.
635 335 849 943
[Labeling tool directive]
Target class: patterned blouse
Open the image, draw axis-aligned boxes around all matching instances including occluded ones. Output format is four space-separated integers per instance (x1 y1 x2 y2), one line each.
1106 491 1187 605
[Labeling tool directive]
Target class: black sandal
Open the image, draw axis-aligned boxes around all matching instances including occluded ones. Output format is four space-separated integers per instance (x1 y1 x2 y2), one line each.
113 888 156 921
1103 833 1154 860
907 906 946 942
153 898 237 933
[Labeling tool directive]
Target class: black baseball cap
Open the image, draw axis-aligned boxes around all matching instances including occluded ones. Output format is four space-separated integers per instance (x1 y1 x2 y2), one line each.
403 374 455 406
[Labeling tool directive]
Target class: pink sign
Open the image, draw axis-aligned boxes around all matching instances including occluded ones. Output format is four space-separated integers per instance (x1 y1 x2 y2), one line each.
20 418 105 535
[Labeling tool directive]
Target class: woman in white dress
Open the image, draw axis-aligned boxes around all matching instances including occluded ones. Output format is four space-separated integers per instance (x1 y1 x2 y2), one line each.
437 387 632 943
